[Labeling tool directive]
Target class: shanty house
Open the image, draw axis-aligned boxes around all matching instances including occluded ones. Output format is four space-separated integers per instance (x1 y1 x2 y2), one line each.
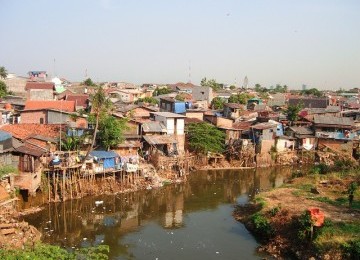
286 126 315 150
0 130 14 166
314 115 356 140
314 115 356 157
223 103 245 120
288 97 330 109
250 121 282 154
25 82 55 100
149 112 185 153
159 97 187 114
192 86 213 106
89 150 120 172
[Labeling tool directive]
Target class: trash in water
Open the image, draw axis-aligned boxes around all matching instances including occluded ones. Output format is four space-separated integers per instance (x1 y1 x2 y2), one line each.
95 201 104 206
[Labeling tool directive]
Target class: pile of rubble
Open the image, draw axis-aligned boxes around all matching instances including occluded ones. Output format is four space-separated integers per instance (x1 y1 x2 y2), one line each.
276 151 299 165
0 211 41 249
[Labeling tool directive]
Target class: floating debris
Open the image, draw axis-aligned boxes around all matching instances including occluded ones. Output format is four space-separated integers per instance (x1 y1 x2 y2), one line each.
95 201 104 206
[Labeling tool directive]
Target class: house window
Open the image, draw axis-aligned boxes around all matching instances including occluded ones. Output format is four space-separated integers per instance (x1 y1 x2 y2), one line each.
40 118 44 124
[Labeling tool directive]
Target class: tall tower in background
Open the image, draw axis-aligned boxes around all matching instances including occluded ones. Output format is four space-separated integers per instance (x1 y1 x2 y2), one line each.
243 76 248 89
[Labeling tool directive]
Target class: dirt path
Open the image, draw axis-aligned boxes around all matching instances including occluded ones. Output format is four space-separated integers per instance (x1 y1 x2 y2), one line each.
261 187 360 222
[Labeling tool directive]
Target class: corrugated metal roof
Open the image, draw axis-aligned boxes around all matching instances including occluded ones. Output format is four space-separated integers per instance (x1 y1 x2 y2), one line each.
142 121 167 133
151 112 186 118
0 130 12 142
117 140 141 148
314 115 353 126
251 122 278 130
143 135 177 145
90 150 119 159
15 145 45 157
288 126 313 135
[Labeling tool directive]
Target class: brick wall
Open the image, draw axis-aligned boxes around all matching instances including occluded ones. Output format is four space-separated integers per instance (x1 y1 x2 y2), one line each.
28 89 54 100
20 111 46 124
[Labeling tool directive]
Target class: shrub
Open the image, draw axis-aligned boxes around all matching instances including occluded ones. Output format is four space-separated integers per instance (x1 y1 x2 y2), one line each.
268 205 281 217
296 210 314 241
0 165 18 179
250 212 273 238
310 163 329 175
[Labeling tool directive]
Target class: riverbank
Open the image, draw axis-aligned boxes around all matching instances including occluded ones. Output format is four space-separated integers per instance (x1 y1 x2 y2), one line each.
234 169 360 259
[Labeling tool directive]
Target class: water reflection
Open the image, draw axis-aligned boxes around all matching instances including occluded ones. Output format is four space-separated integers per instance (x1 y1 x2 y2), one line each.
24 167 294 259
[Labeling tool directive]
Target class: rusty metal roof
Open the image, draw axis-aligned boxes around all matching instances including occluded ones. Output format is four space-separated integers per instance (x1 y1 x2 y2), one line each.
15 144 46 157
143 135 177 145
117 140 141 148
314 115 353 127
251 122 278 130
142 121 167 133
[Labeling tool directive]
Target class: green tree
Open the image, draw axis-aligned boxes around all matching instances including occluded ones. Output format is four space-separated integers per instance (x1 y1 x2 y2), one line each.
98 116 127 150
153 87 173 96
0 66 7 79
186 122 225 154
134 97 159 105
301 88 322 97
228 93 253 104
83 77 96 86
254 83 262 92
0 81 8 97
254 83 268 93
285 103 303 123
0 165 17 179
61 135 82 151
229 85 236 90
211 97 225 109
175 94 185 101
83 86 112 161
200 77 223 91
348 182 358 208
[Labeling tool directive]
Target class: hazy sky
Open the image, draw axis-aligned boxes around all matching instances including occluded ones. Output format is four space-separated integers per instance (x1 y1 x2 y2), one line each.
1 0 359 89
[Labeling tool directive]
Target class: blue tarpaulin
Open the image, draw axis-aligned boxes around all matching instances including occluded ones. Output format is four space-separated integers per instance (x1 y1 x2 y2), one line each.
90 151 118 169
0 130 12 142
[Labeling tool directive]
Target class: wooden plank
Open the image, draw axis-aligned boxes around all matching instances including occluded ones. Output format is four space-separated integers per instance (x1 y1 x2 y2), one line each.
1 228 16 235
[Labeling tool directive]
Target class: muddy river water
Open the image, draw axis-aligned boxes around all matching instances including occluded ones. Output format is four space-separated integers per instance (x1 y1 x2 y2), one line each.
23 167 296 260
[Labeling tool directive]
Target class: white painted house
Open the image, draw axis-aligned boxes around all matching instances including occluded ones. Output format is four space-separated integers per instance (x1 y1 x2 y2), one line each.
150 112 186 152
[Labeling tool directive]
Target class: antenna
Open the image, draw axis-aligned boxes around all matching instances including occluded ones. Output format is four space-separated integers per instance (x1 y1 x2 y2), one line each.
188 60 191 83
53 58 57 77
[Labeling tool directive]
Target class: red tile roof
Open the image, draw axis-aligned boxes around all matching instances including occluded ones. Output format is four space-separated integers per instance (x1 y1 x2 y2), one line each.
24 100 75 112
1 124 61 140
65 94 89 108
25 81 54 90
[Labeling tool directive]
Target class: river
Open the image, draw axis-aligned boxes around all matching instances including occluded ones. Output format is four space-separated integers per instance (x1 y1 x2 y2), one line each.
22 167 295 260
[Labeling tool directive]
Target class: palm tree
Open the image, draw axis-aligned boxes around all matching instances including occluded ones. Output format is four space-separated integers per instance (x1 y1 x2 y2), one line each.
82 86 113 162
0 66 7 79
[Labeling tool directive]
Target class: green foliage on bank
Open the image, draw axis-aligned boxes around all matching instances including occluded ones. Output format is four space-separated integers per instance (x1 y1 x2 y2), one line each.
314 220 360 259
0 165 18 179
250 212 273 239
0 244 109 260
186 122 225 155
